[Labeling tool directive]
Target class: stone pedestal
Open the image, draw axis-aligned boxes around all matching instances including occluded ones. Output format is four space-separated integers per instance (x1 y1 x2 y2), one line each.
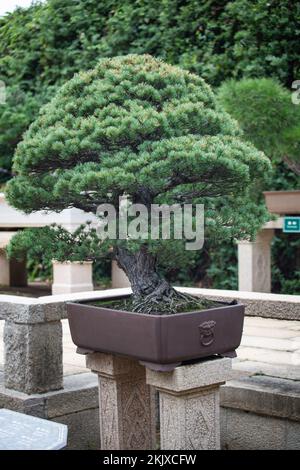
146 357 233 450
0 248 9 285
86 353 156 450
52 260 93 295
4 319 63 394
238 229 274 293
111 260 130 288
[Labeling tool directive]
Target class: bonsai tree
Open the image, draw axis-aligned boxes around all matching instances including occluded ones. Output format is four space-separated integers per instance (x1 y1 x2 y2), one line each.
218 78 300 175
6 55 271 313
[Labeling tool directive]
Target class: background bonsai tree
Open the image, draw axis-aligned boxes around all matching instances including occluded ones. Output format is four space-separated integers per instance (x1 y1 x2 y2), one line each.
6 55 271 313
6 224 103 264
218 78 300 176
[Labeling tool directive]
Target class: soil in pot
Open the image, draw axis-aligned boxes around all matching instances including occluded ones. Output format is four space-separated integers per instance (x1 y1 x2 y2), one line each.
87 295 224 315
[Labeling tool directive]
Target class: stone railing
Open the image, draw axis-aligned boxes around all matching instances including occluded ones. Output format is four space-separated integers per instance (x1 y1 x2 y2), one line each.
0 287 299 395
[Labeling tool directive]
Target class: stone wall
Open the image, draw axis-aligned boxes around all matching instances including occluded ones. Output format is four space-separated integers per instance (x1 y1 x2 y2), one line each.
220 375 300 450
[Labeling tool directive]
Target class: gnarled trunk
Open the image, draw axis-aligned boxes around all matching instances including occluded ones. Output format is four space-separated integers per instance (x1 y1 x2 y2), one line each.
114 245 204 314
114 245 172 300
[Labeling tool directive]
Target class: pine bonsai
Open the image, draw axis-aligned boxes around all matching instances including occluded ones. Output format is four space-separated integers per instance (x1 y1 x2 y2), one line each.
6 55 271 313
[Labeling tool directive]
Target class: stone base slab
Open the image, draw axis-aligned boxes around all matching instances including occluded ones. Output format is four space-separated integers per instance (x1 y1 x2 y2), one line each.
0 372 100 450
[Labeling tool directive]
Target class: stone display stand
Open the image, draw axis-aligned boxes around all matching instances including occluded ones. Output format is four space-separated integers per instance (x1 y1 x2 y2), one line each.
3 301 63 394
52 260 93 295
86 352 232 450
86 353 156 450
237 229 274 293
146 357 233 450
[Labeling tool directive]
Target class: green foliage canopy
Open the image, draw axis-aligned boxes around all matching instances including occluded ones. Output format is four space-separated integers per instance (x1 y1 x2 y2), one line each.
7 55 271 250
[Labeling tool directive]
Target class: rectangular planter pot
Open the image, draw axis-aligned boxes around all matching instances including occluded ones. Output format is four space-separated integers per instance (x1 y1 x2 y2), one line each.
67 297 245 371
263 190 300 215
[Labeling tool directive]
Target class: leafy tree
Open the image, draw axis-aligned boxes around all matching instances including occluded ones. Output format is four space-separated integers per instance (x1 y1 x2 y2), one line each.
217 78 300 175
7 55 271 312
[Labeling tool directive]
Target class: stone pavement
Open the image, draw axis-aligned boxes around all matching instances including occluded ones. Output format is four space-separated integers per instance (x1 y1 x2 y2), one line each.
234 316 300 380
0 316 299 380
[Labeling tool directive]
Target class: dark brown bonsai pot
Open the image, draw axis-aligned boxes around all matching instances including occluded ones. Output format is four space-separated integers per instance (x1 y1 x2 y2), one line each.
67 297 244 371
263 190 300 215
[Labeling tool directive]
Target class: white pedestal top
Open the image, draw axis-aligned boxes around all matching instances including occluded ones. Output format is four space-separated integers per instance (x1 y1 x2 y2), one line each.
0 409 68 450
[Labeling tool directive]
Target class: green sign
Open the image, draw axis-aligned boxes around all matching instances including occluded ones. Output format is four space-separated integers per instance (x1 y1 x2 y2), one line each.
283 217 300 233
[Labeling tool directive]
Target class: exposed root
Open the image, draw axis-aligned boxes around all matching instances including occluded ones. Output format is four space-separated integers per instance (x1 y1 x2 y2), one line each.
131 287 215 315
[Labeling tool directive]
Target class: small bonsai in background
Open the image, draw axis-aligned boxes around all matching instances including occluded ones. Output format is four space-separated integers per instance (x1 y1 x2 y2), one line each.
6 55 270 314
6 224 104 266
218 78 300 176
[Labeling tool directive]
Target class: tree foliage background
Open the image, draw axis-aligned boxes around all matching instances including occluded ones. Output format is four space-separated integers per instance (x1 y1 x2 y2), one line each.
1 0 299 293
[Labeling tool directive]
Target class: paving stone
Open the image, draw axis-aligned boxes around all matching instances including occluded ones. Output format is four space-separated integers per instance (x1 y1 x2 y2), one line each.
237 347 296 365
241 336 300 351
243 326 300 339
233 360 300 381
0 371 100 449
244 317 300 330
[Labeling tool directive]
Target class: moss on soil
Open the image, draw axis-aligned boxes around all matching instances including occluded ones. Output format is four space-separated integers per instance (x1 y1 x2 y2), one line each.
86 295 222 315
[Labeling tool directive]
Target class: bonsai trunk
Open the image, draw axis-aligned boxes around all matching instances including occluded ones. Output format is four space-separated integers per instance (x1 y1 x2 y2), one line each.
114 245 204 314
114 245 172 300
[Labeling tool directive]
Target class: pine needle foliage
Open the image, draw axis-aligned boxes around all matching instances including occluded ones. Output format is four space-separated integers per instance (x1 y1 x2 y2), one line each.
7 55 270 243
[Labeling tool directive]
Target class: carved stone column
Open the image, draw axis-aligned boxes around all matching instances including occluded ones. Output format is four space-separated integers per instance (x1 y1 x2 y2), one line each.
146 357 233 450
238 229 274 293
86 353 156 450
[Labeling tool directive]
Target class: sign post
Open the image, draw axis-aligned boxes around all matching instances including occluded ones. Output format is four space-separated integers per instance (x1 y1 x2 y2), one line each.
283 217 300 233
